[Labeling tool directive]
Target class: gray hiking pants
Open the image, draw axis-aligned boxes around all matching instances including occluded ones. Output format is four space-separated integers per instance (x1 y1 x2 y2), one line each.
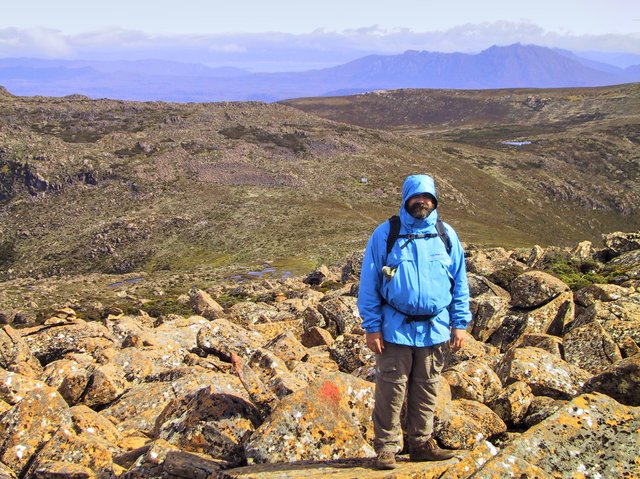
373 341 446 453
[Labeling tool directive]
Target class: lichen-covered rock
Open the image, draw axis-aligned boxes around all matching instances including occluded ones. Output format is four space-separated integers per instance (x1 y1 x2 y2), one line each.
154 386 260 467
581 354 640 406
82 363 129 408
468 273 511 343
24 427 114 479
41 359 91 406
70 405 123 448
475 393 640 478
574 283 634 308
0 326 42 378
465 247 522 278
197 319 265 361
603 320 640 352
495 346 591 399
442 360 502 404
262 331 307 369
189 287 225 320
152 315 211 351
121 439 178 479
301 326 334 347
102 370 247 436
490 292 573 352
0 371 49 406
318 296 360 337
488 381 533 426
563 321 622 374
469 454 554 478
226 301 285 327
19 320 116 365
245 372 375 464
434 399 507 450
328 334 374 373
603 230 640 256
518 334 563 358
509 271 569 309
522 396 566 428
571 296 640 329
27 461 96 479
445 335 501 369
0 388 73 476
0 462 16 479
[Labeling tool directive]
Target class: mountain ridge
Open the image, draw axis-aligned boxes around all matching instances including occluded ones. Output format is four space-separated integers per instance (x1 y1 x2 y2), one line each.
1 44 638 102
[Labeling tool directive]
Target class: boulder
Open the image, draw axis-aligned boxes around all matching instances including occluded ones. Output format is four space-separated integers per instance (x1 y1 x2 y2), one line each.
444 335 501 369
262 331 307 369
490 292 573 352
488 381 534 426
154 386 260 467
27 462 96 479
340 250 364 283
328 334 374 373
570 240 592 260
196 319 265 361
574 283 634 308
518 333 563 358
303 265 338 285
101 370 247 436
508 271 569 309
467 274 510 343
19 320 116 366
0 326 42 377
602 230 640 256
563 321 622 374
153 315 210 350
434 399 507 450
476 393 640 478
82 363 129 408
226 301 284 327
571 296 640 328
189 287 225 320
0 370 49 405
495 346 591 400
120 439 178 479
603 320 640 353
522 396 566 428
23 427 114 479
442 359 502 404
318 296 360 337
0 463 14 479
301 326 334 347
465 247 523 278
0 388 73 476
70 405 123 448
244 372 375 464
581 354 640 406
41 359 91 405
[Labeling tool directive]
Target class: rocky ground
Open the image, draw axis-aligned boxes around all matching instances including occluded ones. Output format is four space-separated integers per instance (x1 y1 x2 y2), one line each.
0 231 639 478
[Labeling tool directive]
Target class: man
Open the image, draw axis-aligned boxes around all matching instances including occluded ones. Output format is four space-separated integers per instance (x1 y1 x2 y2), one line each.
358 174 471 470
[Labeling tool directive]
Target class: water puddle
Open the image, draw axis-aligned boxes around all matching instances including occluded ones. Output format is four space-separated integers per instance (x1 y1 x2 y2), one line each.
108 277 145 288
501 141 532 146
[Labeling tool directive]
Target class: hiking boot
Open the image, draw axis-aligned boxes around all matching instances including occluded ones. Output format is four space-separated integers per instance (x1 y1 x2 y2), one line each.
410 438 459 462
375 450 397 470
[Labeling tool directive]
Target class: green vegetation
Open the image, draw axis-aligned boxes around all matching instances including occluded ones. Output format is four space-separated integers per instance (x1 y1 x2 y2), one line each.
540 252 625 290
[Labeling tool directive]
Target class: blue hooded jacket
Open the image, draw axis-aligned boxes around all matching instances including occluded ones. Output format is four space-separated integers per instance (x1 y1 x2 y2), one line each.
357 174 471 346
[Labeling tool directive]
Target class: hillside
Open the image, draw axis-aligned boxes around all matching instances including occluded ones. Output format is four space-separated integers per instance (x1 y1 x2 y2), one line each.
0 83 639 294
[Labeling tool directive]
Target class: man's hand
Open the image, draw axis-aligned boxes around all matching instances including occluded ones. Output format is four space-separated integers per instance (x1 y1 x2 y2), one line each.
366 332 384 354
450 328 467 352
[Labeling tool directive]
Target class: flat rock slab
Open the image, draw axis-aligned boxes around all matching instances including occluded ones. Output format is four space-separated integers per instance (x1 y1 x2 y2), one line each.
220 455 459 479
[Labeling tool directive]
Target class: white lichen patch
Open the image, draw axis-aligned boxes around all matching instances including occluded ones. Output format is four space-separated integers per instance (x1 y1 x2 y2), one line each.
14 444 27 460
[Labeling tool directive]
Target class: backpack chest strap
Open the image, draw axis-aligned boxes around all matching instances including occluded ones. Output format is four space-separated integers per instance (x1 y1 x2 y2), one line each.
399 233 438 249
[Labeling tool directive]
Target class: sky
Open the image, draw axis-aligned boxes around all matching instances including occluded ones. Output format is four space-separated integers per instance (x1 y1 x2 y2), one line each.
2 0 640 71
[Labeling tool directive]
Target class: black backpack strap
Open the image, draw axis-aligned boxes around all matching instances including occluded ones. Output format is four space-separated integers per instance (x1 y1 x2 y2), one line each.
386 215 401 261
436 219 452 255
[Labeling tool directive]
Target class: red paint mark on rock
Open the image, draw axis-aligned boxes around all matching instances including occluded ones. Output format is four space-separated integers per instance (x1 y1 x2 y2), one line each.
319 381 341 406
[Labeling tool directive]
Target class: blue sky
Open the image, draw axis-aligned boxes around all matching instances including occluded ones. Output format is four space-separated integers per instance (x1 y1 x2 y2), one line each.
2 0 639 70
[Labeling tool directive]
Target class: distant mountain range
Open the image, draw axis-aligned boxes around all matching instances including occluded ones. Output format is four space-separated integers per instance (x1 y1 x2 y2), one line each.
1 44 639 102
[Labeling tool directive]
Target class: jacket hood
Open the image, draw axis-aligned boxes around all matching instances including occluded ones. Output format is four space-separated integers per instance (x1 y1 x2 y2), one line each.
399 174 438 230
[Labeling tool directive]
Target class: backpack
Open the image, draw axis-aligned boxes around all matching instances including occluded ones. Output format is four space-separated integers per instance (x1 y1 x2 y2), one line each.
385 215 451 262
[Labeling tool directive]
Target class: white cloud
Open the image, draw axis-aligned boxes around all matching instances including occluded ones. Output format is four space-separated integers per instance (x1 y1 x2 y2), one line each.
0 27 73 57
0 23 638 70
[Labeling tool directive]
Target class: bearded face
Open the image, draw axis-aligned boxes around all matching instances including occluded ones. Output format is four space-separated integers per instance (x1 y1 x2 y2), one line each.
406 194 436 219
